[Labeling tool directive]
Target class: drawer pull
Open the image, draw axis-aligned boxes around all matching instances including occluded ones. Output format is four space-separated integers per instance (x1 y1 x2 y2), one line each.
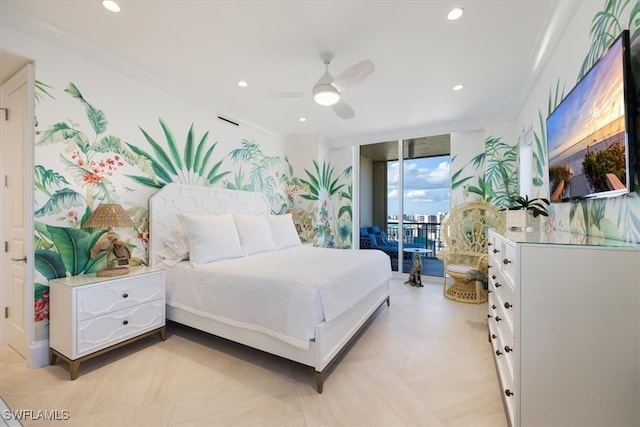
504 345 513 353
487 314 493 319
495 282 502 288
123 320 129 325
505 389 514 397
495 350 502 356
487 242 492 246
495 316 502 322
491 274 497 280
491 304 497 310
491 334 497 340
504 302 512 309
502 258 512 265
122 293 129 299
492 248 500 253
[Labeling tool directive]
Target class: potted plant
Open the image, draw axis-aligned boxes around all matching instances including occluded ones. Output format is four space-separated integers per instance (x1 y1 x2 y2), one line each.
505 195 550 231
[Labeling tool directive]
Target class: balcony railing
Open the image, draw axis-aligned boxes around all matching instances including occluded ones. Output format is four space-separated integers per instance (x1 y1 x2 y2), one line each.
385 221 443 258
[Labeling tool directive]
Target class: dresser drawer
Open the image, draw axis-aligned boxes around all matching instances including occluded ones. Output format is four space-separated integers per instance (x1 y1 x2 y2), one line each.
77 273 164 321
77 299 165 356
501 240 517 286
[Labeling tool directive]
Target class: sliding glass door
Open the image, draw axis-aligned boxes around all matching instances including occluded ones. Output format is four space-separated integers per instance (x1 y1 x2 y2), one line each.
359 135 450 276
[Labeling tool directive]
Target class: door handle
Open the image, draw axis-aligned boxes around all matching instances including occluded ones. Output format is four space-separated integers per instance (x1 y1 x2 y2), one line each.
11 256 27 263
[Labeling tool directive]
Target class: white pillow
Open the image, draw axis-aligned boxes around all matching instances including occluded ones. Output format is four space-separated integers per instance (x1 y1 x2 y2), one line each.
177 212 243 265
160 221 189 261
266 213 301 249
232 213 277 255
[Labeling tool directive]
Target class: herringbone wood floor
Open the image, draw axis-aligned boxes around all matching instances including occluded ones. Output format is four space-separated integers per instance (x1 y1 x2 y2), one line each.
0 277 507 426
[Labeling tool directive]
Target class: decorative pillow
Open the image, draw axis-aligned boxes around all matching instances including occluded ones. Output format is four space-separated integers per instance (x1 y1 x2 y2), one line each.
177 212 243 265
232 213 277 255
160 221 189 261
266 213 301 249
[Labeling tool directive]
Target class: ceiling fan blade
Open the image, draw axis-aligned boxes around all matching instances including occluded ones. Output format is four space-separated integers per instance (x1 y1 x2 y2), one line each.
332 59 375 92
332 99 355 119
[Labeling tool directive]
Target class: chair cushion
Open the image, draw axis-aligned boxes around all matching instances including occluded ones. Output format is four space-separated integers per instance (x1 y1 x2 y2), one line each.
447 264 476 274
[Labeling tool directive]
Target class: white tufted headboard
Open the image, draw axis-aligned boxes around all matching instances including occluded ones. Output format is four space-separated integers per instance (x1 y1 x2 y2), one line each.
148 184 271 267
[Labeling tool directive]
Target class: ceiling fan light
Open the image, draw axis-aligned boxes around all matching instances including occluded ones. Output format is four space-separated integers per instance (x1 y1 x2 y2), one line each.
313 84 340 106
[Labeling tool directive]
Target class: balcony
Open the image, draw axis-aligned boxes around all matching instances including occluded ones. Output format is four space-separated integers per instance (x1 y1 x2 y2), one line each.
360 221 444 277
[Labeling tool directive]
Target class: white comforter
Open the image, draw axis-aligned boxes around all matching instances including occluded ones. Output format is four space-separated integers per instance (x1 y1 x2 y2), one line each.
163 246 391 349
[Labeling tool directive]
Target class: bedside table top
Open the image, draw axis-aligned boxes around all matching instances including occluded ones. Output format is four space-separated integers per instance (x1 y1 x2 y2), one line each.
49 266 164 288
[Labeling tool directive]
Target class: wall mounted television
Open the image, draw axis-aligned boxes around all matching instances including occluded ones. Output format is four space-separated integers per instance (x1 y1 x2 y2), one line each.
547 29 638 202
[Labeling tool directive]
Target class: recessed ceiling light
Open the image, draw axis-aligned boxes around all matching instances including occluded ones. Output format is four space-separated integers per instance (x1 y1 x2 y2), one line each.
102 1 121 13
299 117 307 122
447 7 464 20
237 81 248 87
453 84 464 91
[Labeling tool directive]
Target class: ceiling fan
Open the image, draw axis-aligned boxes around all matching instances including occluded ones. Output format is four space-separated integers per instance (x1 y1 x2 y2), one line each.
311 52 375 119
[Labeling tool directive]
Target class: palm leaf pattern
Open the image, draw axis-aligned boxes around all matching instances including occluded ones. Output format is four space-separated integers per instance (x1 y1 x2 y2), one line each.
126 119 229 188
484 136 519 209
299 160 345 201
227 139 283 211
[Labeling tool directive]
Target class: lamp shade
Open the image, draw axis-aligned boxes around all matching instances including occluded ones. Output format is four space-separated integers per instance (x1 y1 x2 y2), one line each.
83 204 134 229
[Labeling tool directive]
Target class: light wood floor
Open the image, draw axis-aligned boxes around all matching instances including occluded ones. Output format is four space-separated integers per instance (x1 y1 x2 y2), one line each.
0 277 507 427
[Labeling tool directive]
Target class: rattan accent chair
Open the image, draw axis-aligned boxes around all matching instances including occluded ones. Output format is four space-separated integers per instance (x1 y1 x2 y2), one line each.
438 200 506 304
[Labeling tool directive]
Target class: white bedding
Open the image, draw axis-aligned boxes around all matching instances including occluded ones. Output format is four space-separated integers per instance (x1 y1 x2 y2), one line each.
163 246 392 349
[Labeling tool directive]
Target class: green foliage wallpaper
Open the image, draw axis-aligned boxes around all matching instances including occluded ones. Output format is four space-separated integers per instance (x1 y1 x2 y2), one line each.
451 136 519 209
31 82 353 331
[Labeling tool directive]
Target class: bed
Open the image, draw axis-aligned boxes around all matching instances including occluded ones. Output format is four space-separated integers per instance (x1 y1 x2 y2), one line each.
148 183 391 392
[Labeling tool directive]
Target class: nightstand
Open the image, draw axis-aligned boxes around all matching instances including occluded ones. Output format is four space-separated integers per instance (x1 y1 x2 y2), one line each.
48 266 166 380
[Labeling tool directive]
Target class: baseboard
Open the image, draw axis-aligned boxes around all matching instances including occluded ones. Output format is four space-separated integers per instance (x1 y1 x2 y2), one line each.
27 339 49 368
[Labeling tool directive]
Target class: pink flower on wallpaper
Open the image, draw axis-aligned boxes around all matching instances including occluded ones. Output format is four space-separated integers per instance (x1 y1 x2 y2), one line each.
34 291 49 322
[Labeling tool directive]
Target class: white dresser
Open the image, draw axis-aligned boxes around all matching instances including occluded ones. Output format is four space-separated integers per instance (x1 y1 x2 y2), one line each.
49 267 166 379
488 229 640 427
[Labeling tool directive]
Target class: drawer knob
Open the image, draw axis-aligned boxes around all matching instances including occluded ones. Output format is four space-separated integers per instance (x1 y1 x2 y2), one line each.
123 320 129 325
487 242 492 246
502 258 512 265
495 282 502 288
504 345 513 353
491 274 497 280
491 304 497 310
491 334 497 340
492 248 500 253
505 389 514 397
504 302 512 309
495 350 502 356
495 316 502 322
122 293 129 298
487 314 493 319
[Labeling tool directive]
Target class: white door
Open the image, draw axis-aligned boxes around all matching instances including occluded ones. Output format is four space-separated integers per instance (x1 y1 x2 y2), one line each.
1 65 32 358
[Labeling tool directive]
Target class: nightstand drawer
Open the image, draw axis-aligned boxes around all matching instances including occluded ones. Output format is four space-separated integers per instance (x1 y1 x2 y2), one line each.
77 299 164 356
77 273 164 321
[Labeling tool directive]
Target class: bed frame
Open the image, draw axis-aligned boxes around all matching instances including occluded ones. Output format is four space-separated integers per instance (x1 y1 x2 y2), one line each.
148 183 390 392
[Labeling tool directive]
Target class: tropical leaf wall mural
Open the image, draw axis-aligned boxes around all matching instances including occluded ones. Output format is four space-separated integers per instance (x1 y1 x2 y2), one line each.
449 136 519 209
127 119 230 188
298 160 352 248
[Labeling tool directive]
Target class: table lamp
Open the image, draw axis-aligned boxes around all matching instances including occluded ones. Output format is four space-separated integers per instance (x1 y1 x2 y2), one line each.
83 203 134 277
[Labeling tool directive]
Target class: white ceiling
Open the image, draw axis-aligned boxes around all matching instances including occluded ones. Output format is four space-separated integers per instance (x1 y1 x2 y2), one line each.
1 1 577 148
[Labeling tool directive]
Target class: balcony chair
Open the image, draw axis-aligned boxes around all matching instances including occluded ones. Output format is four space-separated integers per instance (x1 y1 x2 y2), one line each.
437 200 505 304
368 226 422 250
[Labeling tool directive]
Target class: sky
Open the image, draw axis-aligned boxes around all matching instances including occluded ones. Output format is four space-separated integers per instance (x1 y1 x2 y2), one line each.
387 155 450 216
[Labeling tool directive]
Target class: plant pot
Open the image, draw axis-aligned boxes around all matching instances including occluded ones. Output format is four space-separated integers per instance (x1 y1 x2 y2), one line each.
506 210 540 232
